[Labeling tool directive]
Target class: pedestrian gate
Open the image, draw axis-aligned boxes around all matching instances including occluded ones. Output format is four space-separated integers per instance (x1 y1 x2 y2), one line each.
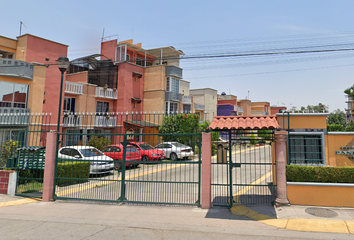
211 129 276 207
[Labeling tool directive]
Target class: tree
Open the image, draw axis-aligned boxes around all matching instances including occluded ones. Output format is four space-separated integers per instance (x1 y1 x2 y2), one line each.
290 103 329 113
159 114 200 144
87 136 111 150
327 109 346 126
200 120 219 141
344 85 354 98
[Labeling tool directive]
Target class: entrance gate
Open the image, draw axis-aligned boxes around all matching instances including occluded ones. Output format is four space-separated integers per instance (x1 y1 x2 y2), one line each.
53 133 202 206
211 129 276 207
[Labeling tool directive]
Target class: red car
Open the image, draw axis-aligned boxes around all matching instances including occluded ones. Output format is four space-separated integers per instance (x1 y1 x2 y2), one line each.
128 142 166 162
101 144 141 169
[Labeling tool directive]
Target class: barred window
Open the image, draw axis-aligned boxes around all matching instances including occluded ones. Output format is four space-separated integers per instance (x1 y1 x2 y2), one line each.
288 133 325 165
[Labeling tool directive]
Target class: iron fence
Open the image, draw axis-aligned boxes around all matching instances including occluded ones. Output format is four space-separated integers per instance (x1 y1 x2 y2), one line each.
54 132 202 206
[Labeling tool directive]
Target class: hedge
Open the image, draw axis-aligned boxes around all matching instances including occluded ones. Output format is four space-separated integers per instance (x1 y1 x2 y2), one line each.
286 165 354 183
55 161 91 186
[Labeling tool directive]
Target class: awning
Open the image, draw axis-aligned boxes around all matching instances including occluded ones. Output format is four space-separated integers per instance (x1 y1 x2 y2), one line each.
131 97 142 103
209 115 279 130
124 120 159 128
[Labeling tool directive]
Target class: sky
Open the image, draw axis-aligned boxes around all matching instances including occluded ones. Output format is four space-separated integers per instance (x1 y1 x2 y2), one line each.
2 0 354 112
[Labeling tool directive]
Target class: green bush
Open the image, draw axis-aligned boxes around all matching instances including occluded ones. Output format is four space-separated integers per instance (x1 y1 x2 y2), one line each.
195 146 199 155
211 143 217 156
286 165 354 183
250 134 257 145
56 161 91 186
88 136 111 150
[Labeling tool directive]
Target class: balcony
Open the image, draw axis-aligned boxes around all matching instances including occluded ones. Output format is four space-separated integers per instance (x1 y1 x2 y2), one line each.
182 96 192 104
95 87 117 99
65 81 83 95
238 107 243 113
347 96 354 102
165 66 182 78
62 114 82 127
0 107 30 125
94 115 117 127
194 103 205 111
0 58 33 80
165 91 182 102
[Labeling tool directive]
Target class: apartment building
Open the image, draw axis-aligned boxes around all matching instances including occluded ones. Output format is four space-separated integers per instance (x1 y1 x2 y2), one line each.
190 88 217 122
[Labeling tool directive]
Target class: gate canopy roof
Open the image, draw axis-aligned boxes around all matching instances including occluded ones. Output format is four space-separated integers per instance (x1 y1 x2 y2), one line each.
209 115 279 130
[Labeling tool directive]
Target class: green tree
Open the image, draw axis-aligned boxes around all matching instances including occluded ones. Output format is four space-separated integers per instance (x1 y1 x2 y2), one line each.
344 85 354 98
200 120 219 141
87 136 111 150
0 140 19 168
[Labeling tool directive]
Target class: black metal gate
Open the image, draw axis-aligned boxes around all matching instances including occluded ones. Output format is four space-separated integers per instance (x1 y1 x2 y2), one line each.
211 129 276 207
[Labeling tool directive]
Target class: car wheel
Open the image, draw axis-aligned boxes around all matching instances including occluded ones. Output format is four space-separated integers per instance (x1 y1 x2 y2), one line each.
114 162 122 170
170 152 178 161
142 156 149 162
218 144 223 149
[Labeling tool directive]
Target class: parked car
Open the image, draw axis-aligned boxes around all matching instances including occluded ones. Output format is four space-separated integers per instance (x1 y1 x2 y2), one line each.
155 142 194 161
212 137 229 149
128 142 166 162
101 144 141 169
58 146 114 174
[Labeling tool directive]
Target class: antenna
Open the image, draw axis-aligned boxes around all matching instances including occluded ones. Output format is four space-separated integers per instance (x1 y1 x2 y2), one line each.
19 21 27 36
101 28 105 42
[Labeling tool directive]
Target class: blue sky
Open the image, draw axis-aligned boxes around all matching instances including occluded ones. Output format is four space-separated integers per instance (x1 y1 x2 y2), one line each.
2 0 354 112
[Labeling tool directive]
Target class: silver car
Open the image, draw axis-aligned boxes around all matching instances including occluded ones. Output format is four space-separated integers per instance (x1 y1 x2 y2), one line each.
58 146 114 174
155 142 194 161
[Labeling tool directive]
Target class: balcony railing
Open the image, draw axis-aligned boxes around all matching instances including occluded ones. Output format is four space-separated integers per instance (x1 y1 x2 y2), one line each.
238 107 243 112
65 81 83 95
194 103 205 111
62 114 82 127
94 115 117 127
165 66 182 78
0 108 30 125
95 87 117 99
165 91 181 102
182 95 192 104
0 58 33 80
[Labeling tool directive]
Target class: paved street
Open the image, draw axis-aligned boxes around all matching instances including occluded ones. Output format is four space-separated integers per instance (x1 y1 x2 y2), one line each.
0 198 353 240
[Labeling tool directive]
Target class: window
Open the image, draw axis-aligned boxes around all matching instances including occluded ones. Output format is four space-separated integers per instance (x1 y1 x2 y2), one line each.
126 54 130 62
134 103 136 109
63 97 75 113
0 81 29 108
183 104 191 113
166 77 179 93
288 132 325 165
96 101 109 113
165 101 178 114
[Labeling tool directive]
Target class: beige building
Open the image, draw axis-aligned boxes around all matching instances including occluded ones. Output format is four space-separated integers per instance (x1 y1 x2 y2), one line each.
190 88 218 122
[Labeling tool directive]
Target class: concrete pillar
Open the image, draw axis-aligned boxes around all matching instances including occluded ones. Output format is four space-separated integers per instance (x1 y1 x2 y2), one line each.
42 131 57 202
274 130 290 207
201 132 212 209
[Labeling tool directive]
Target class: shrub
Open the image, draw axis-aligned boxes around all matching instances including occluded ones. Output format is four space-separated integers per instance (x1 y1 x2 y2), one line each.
195 146 199 155
88 136 111 150
211 143 217 156
56 161 91 186
286 165 354 183
1 140 19 168
250 134 257 145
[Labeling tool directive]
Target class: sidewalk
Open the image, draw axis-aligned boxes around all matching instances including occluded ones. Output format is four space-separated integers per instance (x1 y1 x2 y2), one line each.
0 194 353 239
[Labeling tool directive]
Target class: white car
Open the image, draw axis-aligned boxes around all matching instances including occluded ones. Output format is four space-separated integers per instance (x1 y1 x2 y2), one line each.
155 142 194 161
58 146 114 174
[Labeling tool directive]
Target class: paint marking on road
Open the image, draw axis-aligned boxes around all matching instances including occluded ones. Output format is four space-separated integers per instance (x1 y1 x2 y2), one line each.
0 198 38 208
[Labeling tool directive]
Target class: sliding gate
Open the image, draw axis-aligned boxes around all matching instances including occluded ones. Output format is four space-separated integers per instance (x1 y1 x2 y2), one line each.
211 129 276 207
53 133 201 206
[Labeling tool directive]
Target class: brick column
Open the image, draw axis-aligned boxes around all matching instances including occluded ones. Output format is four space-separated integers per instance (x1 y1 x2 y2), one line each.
201 132 212 209
274 130 290 207
42 131 57 202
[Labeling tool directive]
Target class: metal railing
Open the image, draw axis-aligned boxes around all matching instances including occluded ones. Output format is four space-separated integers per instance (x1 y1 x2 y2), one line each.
65 81 83 95
165 91 181 102
182 95 191 104
194 103 204 110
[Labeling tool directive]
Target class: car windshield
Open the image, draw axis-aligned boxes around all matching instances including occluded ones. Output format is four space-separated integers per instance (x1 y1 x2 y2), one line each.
79 148 103 157
171 142 188 148
139 144 154 150
127 146 138 152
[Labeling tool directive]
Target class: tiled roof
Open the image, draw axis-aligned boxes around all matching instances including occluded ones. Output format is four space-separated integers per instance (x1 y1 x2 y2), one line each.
209 115 279 130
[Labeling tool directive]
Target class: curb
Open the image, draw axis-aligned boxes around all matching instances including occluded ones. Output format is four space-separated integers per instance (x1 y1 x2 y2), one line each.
0 198 39 208
230 204 354 234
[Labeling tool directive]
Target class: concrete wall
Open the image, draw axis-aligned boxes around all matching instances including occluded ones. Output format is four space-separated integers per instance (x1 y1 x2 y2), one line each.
276 113 328 130
190 88 217 122
238 100 251 116
326 133 354 167
180 80 190 96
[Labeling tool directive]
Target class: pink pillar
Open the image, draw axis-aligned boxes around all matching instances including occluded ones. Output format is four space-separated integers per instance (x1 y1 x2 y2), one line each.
201 132 212 209
42 131 57 202
274 130 290 207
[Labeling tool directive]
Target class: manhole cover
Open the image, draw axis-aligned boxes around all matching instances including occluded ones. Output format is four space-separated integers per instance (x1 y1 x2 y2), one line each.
305 207 338 218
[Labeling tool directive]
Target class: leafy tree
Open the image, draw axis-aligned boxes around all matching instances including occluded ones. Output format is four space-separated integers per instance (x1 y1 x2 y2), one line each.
344 85 354 98
258 129 271 139
290 103 329 113
87 136 111 150
200 120 219 141
0 140 19 168
327 109 346 126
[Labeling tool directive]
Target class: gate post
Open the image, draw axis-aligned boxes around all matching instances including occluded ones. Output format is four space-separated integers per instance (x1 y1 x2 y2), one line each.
42 131 57 202
201 132 212 209
274 130 290 207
